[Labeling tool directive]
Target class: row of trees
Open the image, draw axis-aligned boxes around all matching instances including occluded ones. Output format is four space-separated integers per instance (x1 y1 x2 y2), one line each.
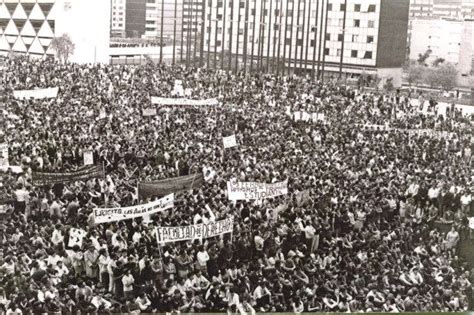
406 49 458 91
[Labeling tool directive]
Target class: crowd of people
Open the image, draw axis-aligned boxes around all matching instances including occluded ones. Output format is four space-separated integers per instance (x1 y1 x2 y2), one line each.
0 55 472 313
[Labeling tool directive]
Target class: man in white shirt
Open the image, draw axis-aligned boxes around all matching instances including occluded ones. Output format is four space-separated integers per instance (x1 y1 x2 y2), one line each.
196 246 210 275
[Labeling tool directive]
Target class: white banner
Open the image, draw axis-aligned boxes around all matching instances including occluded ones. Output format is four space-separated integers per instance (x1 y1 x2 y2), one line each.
151 97 219 106
93 194 174 224
227 180 288 200
83 151 94 166
142 108 157 116
223 135 237 148
156 216 234 244
0 143 8 166
13 87 58 100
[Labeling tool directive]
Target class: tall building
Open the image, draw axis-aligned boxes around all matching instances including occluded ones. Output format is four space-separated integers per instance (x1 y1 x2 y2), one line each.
409 19 473 75
0 0 110 63
126 0 146 37
408 0 474 20
201 0 409 85
111 0 127 37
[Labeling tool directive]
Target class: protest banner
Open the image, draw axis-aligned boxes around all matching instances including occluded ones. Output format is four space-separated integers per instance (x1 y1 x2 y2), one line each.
83 151 94 166
68 227 86 248
138 173 204 199
32 165 104 186
94 193 174 224
0 143 8 166
151 97 219 106
142 108 157 116
156 216 234 244
0 165 23 174
223 135 237 149
13 87 58 100
227 180 288 200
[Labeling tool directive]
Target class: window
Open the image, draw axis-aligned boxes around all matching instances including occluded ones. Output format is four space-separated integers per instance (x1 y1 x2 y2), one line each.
251 8 256 15
274 23 279 30
275 9 280 16
207 27 211 33
285 38 291 45
351 50 357 57
311 26 317 32
250 22 254 29
368 4 376 12
217 1 223 7
310 39 315 47
264 9 268 16
340 3 345 11
338 33 343 41
364 51 372 59
146 0 154 3
239 28 244 34
217 27 222 34
368 20 375 28
324 48 330 55
297 38 303 45
217 14 223 20
354 19 360 27
206 40 210 45
118 23 123 27
327 3 332 11
208 1 212 6
352 35 358 42
326 33 331 40
207 14 211 20
239 1 245 8
337 49 341 56
146 27 154 31
287 9 293 16
367 35 374 43
354 4 361 12
216 40 222 46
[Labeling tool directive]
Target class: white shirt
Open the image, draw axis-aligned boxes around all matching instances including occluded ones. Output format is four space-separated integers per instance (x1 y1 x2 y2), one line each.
197 251 209 267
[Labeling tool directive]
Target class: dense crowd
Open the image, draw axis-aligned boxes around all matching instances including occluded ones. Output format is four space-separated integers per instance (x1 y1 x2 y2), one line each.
0 55 472 314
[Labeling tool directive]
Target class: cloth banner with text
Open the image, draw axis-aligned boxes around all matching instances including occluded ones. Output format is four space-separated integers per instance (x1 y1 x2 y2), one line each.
83 151 94 166
151 97 219 106
227 180 288 200
13 87 59 100
94 194 174 224
32 165 104 186
156 216 234 244
138 173 204 199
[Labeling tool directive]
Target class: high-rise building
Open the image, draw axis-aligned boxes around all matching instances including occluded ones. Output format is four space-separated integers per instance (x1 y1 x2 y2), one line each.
201 0 409 85
111 0 127 37
409 19 473 75
125 0 146 37
408 0 474 20
0 0 110 63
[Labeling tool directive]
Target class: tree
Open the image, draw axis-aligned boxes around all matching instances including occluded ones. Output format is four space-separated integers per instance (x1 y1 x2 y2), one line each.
407 64 424 87
383 77 394 91
50 34 75 63
424 63 458 91
432 57 445 67
417 49 432 66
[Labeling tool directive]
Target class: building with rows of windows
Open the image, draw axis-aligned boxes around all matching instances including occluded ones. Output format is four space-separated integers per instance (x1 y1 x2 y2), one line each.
202 0 410 86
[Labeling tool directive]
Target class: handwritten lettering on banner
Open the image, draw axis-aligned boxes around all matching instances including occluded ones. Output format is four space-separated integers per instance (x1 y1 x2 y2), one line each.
32 165 104 186
94 194 174 224
156 216 234 244
151 97 219 106
223 135 237 148
13 87 59 100
0 143 8 166
227 180 288 200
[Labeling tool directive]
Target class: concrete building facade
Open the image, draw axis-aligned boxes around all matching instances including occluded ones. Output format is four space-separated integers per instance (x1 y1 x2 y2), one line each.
202 0 409 85
409 18 474 75
111 0 127 37
0 0 110 63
